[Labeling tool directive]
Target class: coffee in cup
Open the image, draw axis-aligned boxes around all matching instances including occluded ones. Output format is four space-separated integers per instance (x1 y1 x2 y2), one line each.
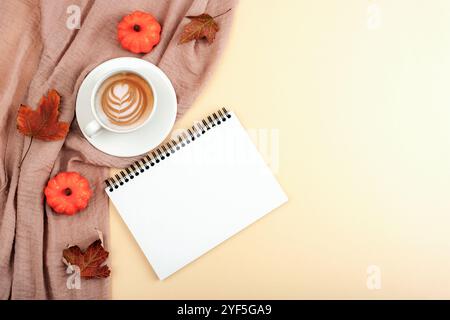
85 71 156 137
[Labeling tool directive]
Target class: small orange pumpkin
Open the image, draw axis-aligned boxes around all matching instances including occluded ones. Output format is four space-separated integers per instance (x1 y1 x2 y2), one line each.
117 11 161 54
44 172 92 216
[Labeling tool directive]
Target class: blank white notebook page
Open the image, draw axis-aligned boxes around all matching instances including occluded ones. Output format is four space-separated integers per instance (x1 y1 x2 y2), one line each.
107 111 288 280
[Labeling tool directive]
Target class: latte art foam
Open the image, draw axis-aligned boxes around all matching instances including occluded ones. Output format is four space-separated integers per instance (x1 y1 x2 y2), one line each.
96 72 153 130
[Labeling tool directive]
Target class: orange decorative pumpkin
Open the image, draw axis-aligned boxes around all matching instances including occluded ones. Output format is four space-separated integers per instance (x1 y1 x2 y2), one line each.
44 172 93 216
117 11 161 54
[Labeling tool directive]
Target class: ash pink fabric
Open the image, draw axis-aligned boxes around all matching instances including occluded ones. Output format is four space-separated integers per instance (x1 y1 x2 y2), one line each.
0 0 236 299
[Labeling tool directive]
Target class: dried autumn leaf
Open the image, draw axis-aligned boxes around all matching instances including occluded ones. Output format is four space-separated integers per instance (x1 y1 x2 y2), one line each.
178 9 231 45
63 239 111 279
179 13 219 44
17 89 69 141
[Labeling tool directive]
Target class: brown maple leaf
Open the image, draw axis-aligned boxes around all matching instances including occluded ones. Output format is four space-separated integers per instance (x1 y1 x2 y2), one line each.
178 8 231 45
63 239 111 279
17 89 69 141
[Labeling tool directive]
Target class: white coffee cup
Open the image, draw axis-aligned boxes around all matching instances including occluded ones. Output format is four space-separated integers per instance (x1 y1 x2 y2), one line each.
84 68 157 137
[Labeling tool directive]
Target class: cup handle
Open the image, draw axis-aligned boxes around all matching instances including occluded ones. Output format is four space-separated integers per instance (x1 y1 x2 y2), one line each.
84 120 102 137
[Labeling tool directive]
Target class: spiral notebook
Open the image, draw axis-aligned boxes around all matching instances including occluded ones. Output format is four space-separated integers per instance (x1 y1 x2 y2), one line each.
105 108 288 280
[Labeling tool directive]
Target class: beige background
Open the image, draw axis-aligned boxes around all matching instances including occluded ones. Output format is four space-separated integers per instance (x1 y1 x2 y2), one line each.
110 0 450 299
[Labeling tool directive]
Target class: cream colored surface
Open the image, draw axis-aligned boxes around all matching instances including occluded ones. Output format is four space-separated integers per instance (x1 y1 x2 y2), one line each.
110 0 450 299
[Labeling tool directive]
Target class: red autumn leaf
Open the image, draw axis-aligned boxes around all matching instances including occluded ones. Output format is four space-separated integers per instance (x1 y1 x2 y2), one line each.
63 239 111 279
178 9 231 45
17 89 69 141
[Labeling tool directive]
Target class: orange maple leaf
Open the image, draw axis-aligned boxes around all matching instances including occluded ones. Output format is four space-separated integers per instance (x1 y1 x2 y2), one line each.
63 239 111 279
178 9 231 45
17 89 69 141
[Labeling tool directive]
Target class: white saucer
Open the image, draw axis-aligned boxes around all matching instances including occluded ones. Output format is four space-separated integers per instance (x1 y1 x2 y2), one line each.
76 57 177 157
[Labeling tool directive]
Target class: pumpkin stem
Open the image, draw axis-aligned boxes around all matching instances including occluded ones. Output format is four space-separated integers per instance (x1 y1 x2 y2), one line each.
133 24 141 32
64 188 72 196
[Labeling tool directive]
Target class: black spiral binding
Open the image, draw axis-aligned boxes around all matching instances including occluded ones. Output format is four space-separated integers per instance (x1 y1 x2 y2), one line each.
105 108 232 192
